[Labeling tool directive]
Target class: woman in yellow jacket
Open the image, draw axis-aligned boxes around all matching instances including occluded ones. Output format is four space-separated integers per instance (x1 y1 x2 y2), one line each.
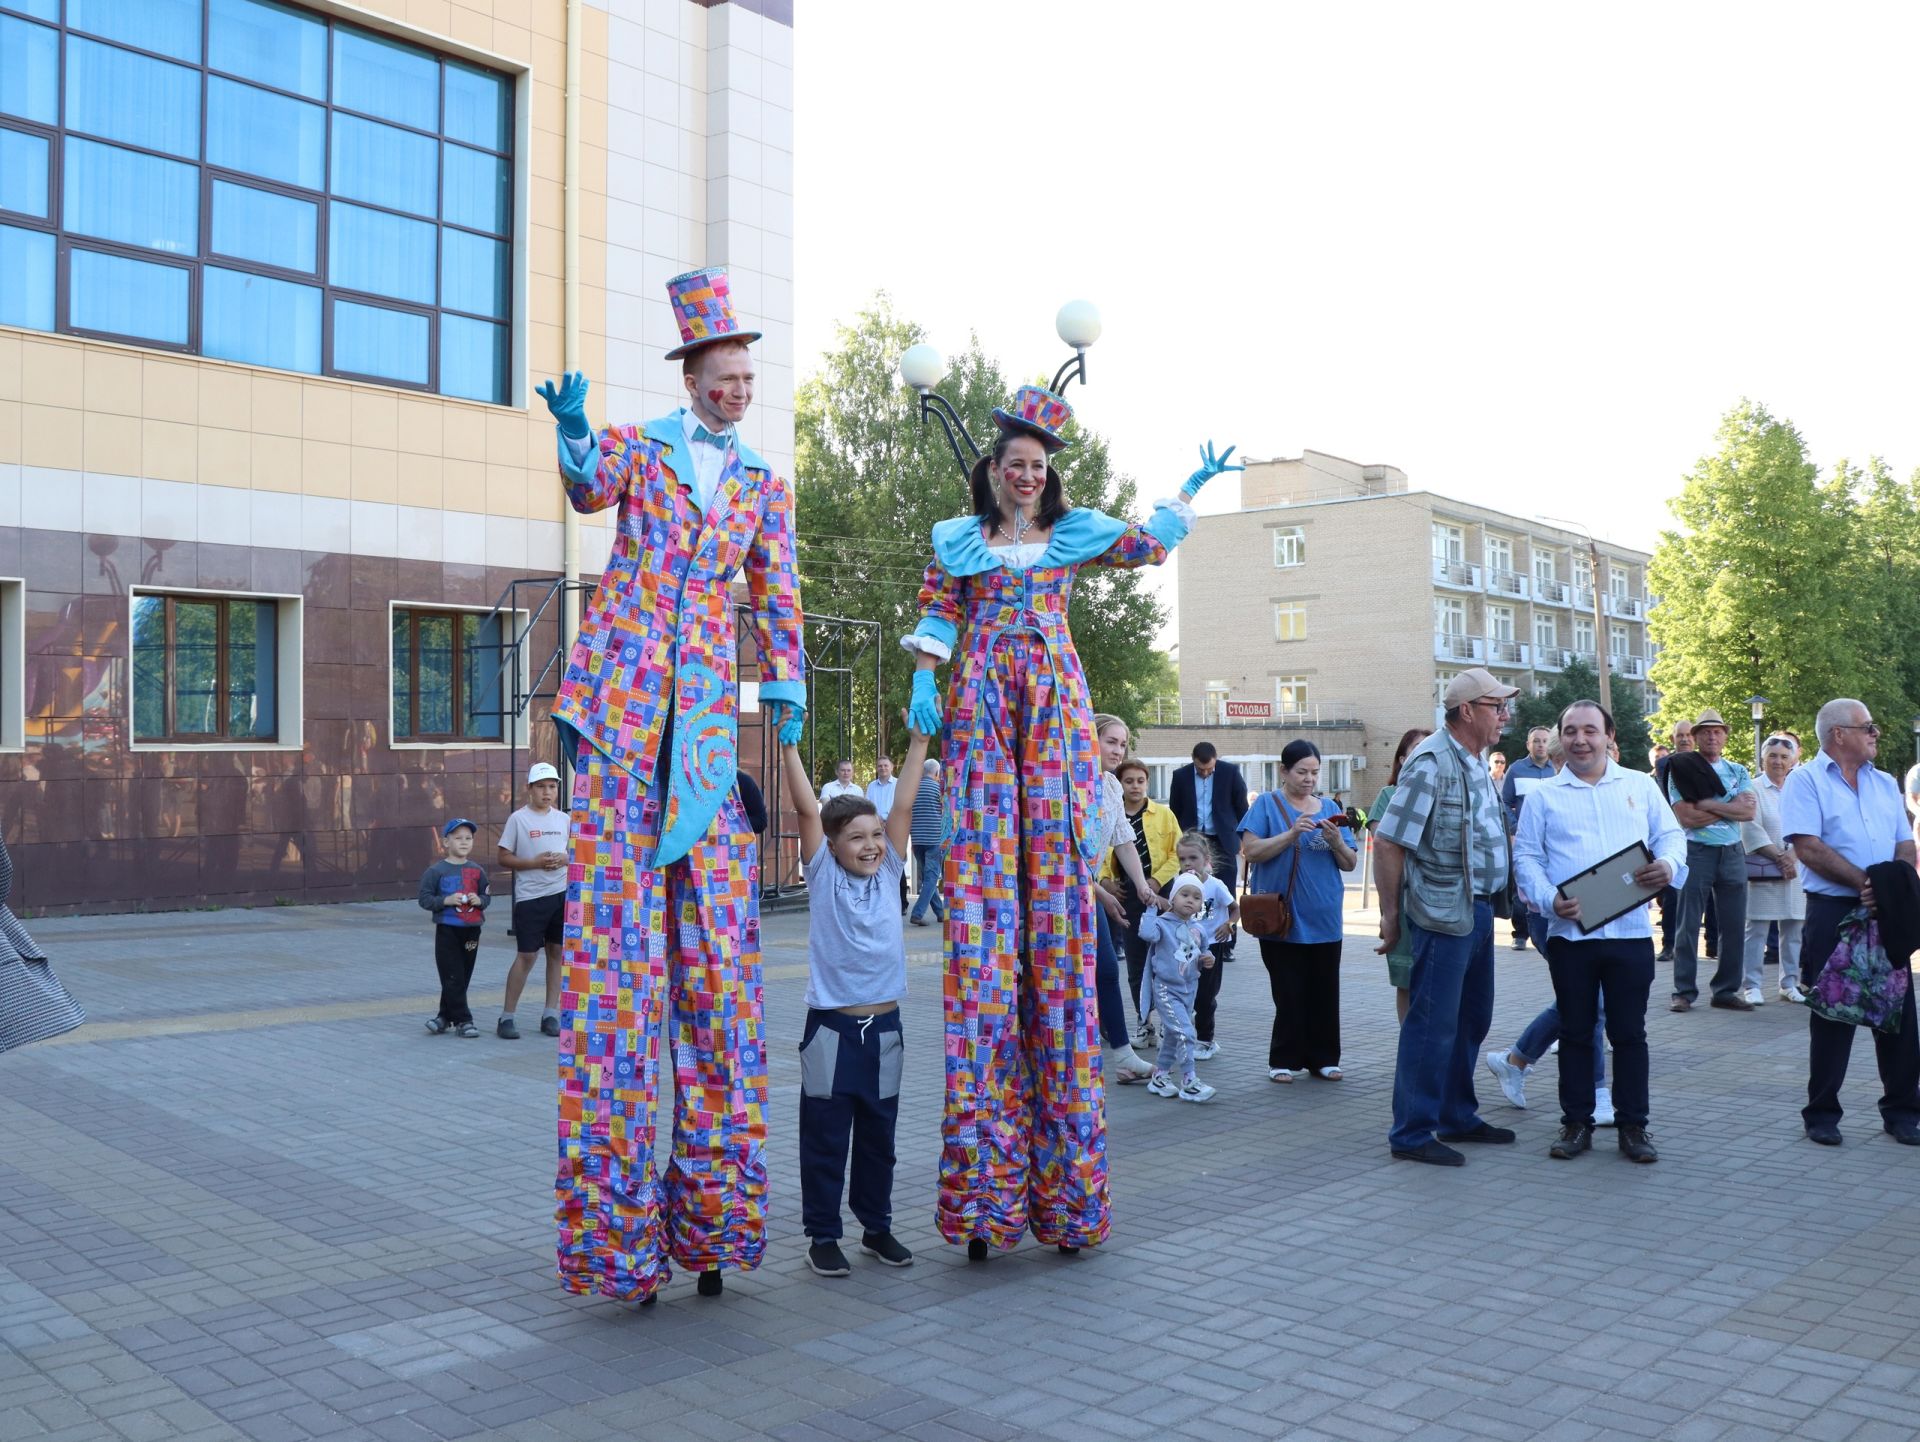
1102 756 1182 1042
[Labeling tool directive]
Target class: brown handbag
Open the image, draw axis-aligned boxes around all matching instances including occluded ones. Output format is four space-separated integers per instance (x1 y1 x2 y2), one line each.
1241 796 1304 938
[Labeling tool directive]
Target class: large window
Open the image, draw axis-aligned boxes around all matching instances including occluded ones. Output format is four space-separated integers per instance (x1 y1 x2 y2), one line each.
1271 527 1305 568
1431 524 1464 564
1533 613 1556 650
1272 602 1305 642
1275 676 1308 717
0 0 515 402
132 593 279 742
391 607 503 742
1434 597 1466 636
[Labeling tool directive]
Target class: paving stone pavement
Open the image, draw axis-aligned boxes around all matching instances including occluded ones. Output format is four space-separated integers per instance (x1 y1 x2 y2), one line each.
6 899 1920 1441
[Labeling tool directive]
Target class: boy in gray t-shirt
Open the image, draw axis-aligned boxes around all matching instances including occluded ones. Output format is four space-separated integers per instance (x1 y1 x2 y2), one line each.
495 762 571 1040
780 724 932 1281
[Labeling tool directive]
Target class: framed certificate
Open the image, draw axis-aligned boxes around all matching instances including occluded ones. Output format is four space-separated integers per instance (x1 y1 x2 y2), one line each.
1555 841 1660 935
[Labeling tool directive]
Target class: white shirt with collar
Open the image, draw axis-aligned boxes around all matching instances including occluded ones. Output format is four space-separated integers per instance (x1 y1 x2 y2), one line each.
561 406 736 517
1513 758 1690 944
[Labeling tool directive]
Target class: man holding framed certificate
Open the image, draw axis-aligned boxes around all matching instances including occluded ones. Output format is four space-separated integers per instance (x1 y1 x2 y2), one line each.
1513 701 1690 1163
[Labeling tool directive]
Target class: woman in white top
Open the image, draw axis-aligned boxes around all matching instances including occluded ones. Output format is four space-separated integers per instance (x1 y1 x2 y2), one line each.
1742 733 1807 1005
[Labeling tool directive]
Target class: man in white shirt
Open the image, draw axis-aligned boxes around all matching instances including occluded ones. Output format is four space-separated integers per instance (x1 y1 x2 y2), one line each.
866 757 904 912
1514 700 1689 1164
820 759 861 804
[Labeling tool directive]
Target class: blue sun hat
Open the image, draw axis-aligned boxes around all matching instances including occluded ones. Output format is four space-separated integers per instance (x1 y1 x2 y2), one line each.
990 385 1074 453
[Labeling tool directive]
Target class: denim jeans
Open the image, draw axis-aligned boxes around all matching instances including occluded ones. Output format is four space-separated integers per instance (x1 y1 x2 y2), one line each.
1673 840 1745 1002
1390 900 1496 1150
1512 998 1606 1087
908 843 946 924
1092 901 1131 1050
1547 936 1654 1129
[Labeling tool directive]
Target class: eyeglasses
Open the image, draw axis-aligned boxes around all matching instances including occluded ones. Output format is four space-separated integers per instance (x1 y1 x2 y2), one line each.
1470 699 1513 716
1832 722 1881 737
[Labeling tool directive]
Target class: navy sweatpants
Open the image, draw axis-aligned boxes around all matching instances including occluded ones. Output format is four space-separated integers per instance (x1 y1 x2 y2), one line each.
798 1008 903 1240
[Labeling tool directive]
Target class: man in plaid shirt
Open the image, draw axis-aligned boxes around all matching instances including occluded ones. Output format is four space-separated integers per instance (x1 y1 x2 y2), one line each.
1374 668 1519 1166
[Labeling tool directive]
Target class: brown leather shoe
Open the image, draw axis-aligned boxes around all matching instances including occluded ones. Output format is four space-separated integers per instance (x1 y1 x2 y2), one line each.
1710 993 1755 1012
1669 997 1692 1012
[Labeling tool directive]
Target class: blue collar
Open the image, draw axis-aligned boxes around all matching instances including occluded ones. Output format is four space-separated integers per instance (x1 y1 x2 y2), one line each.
930 507 1130 576
645 407 768 475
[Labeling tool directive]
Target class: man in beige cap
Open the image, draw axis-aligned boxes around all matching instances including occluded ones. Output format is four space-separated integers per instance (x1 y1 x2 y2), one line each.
1664 709 1756 1012
1374 668 1521 1166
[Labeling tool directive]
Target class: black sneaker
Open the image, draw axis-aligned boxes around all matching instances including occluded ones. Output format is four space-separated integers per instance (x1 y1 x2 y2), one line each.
859 1231 913 1267
497 1018 520 1040
1390 1140 1465 1167
696 1268 723 1297
807 1241 851 1277
541 1015 561 1037
1617 1125 1658 1164
1435 1122 1516 1145
1550 1124 1593 1159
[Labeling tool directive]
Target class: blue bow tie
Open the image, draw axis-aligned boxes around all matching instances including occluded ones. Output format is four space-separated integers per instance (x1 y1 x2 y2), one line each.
691 422 730 448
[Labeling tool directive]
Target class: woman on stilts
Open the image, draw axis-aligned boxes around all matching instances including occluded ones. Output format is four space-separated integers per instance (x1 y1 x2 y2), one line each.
903 383 1239 1258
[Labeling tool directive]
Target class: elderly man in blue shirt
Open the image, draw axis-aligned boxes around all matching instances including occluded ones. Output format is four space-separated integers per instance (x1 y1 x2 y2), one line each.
1515 700 1688 1163
1780 698 1920 1147
1666 708 1758 1012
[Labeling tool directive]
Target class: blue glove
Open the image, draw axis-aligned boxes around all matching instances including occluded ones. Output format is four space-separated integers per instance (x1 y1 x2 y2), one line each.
908 670 943 737
536 371 592 441
1182 440 1244 499
770 699 806 746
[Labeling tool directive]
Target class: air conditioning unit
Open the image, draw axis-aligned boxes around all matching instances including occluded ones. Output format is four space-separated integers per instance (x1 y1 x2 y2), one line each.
1350 755 1366 771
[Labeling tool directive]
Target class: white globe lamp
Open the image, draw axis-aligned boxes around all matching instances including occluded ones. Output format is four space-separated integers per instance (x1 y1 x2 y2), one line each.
898 343 947 391
1055 300 1103 351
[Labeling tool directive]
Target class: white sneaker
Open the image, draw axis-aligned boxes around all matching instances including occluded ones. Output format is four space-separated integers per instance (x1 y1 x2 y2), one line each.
1146 1072 1179 1098
1592 1086 1616 1127
1742 986 1766 1006
1177 1078 1217 1103
1193 1040 1220 1060
1267 1067 1301 1083
1131 1020 1157 1052
1780 981 1807 1004
1484 1049 1529 1109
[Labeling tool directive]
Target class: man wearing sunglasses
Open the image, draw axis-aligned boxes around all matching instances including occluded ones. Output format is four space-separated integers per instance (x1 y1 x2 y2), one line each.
1780 700 1920 1146
1664 709 1757 1012
1375 668 1520 1166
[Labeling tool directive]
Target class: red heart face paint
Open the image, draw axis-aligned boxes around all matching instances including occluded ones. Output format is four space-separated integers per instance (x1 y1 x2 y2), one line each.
707 388 726 404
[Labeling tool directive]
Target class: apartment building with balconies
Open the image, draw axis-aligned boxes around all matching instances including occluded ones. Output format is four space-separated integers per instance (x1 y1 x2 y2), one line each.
1151 450 1654 795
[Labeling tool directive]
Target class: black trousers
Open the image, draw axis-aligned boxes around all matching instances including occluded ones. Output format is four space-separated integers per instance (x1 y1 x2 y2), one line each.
433 925 479 1024
798 1008 902 1240
1121 893 1151 1024
1259 937 1342 1071
1547 935 1655 1128
1196 850 1237 1041
1801 893 1920 1130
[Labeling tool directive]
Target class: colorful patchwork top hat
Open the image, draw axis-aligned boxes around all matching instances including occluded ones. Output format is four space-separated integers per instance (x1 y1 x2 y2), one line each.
663 266 763 360
990 385 1075 453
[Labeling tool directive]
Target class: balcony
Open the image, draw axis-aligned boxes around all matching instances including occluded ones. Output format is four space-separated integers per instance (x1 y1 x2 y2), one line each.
1485 638 1530 668
1606 593 1648 622
1615 654 1647 680
1567 649 1598 671
1434 632 1485 664
1571 586 1596 613
1484 567 1531 602
1534 646 1569 673
1432 557 1483 591
1534 577 1572 608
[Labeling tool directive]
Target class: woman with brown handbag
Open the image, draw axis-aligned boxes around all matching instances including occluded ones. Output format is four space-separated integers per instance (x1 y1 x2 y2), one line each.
1238 740 1358 1082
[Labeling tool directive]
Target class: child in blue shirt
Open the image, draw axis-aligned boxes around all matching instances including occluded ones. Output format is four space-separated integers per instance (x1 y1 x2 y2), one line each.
1138 872 1220 1102
781 723 933 1280
418 818 491 1037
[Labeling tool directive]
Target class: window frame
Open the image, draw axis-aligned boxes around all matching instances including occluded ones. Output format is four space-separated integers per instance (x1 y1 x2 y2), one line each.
1271 526 1306 569
1573 616 1596 652
1484 535 1513 573
0 0 517 401
1532 612 1556 650
1434 596 1466 637
130 589 281 745
387 599 529 749
1274 676 1309 717
1487 602 1514 643
1272 601 1305 642
1431 523 1464 564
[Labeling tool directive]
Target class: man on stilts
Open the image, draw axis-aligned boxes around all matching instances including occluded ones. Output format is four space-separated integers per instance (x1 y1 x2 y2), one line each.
538 267 806 1303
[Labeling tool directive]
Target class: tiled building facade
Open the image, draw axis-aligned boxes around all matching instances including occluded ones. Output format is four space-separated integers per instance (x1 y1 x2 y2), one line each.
0 0 795 913
1143 451 1652 801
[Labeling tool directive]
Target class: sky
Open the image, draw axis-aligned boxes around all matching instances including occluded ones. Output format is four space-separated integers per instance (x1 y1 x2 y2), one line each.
792 2 1920 645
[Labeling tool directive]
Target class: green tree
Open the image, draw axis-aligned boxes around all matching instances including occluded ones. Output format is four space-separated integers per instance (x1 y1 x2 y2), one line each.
1647 401 1859 764
1497 659 1651 770
792 294 1170 771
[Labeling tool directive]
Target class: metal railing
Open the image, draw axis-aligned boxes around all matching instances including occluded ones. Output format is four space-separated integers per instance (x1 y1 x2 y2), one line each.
1484 567 1531 600
1434 632 1486 663
1432 557 1483 590
1533 577 1571 607
1485 638 1530 667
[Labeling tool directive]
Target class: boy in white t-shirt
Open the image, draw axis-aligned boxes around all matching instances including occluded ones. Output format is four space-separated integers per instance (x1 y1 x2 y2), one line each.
780 722 933 1280
496 762 571 1040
